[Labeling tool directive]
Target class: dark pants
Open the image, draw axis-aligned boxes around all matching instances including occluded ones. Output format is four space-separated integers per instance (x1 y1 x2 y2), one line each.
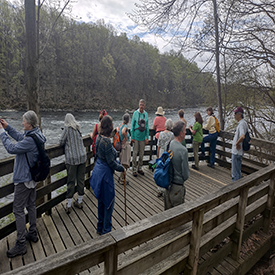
200 132 218 165
66 162 86 198
13 183 37 244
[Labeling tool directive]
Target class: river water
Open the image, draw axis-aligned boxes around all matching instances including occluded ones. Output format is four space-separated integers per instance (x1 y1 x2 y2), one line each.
0 107 210 159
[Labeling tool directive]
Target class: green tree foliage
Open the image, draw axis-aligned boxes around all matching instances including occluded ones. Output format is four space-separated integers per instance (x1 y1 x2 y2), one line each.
0 0 215 110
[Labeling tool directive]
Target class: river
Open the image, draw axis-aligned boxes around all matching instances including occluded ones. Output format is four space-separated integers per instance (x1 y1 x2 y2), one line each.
0 107 210 159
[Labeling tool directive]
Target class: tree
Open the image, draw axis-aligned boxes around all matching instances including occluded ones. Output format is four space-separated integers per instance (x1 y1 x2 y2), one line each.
25 0 40 124
129 0 225 128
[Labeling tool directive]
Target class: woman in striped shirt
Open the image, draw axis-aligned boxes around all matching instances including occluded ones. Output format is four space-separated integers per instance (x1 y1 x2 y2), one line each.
59 113 87 214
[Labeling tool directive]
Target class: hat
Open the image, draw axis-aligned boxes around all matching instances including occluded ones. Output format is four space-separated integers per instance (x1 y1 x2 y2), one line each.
233 107 244 114
155 106 165 116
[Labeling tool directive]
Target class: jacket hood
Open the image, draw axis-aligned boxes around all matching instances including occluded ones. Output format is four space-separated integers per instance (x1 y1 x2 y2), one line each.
25 127 47 145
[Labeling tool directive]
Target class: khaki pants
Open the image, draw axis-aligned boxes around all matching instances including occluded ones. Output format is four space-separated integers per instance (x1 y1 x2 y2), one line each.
193 141 201 168
132 140 145 173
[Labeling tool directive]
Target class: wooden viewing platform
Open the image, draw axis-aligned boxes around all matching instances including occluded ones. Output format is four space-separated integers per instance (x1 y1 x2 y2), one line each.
0 129 275 274
0 163 231 274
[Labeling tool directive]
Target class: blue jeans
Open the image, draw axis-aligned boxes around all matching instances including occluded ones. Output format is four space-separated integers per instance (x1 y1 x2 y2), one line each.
97 198 115 235
200 132 218 166
232 154 243 182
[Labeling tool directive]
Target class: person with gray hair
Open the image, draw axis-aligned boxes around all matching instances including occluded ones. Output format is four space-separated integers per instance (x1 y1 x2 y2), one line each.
156 118 174 197
0 110 46 258
118 113 131 184
59 113 87 214
164 120 189 210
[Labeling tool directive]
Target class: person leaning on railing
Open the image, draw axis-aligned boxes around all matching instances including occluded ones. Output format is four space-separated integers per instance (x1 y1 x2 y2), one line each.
0 111 46 258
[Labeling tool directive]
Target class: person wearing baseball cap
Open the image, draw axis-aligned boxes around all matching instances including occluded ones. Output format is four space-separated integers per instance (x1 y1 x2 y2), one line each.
232 106 248 182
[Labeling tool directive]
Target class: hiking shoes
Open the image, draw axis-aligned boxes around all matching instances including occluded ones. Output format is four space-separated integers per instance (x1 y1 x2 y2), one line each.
191 164 199 171
26 232 39 243
7 242 27 258
199 152 205 159
207 163 215 168
65 206 71 214
138 170 145 175
74 201 83 209
133 172 137 177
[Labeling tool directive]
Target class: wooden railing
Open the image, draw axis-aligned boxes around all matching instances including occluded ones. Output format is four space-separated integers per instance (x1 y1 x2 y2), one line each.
0 129 274 240
3 164 275 275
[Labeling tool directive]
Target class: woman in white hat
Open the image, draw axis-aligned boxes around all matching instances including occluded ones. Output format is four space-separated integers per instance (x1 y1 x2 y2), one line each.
153 106 167 155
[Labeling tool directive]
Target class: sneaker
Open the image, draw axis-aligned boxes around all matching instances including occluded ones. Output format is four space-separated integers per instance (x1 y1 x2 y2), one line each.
26 232 39 243
65 206 71 214
191 164 199 170
138 170 145 175
133 172 137 177
207 163 215 168
7 242 27 258
74 201 83 209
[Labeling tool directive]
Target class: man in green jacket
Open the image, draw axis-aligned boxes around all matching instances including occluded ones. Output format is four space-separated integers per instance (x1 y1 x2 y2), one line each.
130 99 149 177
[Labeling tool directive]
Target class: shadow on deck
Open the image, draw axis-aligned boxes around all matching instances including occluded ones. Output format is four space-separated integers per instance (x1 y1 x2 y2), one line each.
0 162 232 273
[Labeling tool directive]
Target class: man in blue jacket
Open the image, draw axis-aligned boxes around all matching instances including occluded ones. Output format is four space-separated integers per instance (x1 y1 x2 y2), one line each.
130 99 149 177
0 110 46 258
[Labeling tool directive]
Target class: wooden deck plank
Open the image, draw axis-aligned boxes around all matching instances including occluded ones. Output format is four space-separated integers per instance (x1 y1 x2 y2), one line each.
0 237 10 273
7 231 23 270
36 215 56 257
50 206 75 248
42 214 65 253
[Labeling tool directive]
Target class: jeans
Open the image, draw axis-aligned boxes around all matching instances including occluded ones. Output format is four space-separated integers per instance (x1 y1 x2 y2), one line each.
13 183 37 244
66 162 86 198
232 154 243 182
97 198 115 234
201 132 218 166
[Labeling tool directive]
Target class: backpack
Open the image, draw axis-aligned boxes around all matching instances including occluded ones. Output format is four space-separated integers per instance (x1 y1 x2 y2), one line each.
25 133 50 182
91 124 99 155
243 131 251 151
136 113 146 132
113 123 123 152
214 116 220 133
153 143 173 189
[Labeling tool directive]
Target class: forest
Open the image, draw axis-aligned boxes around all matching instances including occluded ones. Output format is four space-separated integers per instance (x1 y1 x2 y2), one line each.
1 0 275 140
0 0 216 111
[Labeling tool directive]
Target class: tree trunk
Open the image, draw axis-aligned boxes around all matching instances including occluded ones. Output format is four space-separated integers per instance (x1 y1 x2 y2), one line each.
213 0 224 130
25 0 41 127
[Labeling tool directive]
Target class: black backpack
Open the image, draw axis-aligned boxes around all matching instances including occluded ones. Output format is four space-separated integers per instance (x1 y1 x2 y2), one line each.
25 133 50 182
243 131 251 151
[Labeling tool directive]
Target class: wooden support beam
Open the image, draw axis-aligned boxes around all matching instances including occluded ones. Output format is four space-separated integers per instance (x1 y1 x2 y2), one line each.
263 172 275 233
104 245 118 275
186 208 204 275
231 187 249 260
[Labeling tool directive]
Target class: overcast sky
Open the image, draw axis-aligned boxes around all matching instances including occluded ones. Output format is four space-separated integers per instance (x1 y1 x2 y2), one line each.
70 0 175 53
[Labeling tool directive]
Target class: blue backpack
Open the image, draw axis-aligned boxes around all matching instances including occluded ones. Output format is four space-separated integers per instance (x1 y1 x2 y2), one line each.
153 151 173 189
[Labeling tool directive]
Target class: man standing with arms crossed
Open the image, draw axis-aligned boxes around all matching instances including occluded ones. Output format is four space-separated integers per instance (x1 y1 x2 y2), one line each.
165 120 189 210
232 106 248 182
131 99 149 177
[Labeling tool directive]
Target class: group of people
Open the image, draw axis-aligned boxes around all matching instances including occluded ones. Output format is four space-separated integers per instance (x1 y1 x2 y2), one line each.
0 101 248 258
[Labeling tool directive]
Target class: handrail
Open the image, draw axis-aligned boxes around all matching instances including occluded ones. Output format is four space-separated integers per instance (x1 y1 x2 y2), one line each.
0 129 274 240
3 164 275 275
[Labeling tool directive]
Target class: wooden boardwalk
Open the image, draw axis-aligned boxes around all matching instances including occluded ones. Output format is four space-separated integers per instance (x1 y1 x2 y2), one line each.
0 162 232 274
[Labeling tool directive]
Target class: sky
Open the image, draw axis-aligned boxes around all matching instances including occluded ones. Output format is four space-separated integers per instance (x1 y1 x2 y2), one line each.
70 0 176 53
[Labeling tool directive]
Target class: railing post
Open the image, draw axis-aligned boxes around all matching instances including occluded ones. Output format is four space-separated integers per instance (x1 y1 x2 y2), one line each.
231 186 249 260
45 171 52 215
263 172 275 233
86 145 91 190
104 245 118 275
186 208 204 275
